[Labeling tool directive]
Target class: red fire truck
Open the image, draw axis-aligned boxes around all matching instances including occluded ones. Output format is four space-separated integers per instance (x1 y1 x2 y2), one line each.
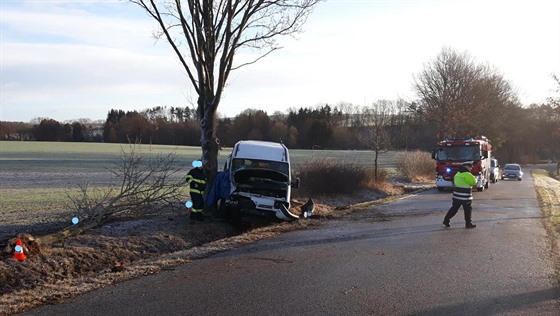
431 136 492 191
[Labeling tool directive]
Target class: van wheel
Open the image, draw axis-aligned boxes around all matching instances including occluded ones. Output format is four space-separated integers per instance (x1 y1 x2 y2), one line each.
226 207 242 224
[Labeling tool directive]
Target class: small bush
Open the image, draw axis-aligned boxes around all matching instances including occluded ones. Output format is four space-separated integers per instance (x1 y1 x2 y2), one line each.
396 150 434 182
295 158 385 195
373 167 389 183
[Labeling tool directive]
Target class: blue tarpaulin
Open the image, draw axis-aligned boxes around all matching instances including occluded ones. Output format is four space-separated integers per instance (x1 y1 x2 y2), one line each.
207 171 231 207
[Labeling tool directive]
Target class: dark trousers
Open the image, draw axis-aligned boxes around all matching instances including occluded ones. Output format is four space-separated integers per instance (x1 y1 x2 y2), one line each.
190 192 204 213
444 199 473 224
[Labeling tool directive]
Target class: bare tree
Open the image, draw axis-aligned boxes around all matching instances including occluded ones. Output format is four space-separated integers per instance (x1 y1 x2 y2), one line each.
131 0 323 182
356 100 395 181
412 47 518 139
549 74 560 109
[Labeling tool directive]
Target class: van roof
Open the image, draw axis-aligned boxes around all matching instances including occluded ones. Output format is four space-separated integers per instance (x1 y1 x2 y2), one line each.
232 140 289 162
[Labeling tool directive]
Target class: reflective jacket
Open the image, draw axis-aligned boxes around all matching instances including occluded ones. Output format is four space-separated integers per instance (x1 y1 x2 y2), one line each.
186 167 206 195
452 167 477 201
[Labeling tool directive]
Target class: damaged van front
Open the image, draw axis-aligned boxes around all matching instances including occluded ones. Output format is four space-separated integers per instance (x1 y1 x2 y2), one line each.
223 140 301 221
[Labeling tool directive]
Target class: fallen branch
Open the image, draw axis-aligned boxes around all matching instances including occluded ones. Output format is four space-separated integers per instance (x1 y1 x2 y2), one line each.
36 143 185 246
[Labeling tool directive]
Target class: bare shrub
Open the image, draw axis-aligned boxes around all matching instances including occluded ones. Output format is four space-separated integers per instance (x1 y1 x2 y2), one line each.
38 144 185 245
295 158 386 196
397 150 434 182
73 144 183 218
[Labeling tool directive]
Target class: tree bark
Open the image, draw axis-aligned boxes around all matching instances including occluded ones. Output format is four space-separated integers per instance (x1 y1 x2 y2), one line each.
37 216 107 246
198 98 219 199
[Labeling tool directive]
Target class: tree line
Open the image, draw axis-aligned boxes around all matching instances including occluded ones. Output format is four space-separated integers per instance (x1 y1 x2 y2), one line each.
1 49 559 164
0 99 557 164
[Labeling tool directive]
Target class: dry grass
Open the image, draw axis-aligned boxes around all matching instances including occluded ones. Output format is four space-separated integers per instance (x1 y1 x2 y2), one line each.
294 157 388 196
533 170 560 231
0 211 240 315
532 169 560 286
396 150 434 181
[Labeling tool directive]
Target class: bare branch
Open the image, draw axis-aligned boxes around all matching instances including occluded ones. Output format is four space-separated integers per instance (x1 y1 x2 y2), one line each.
42 143 186 245
412 47 519 138
129 0 323 184
355 101 395 180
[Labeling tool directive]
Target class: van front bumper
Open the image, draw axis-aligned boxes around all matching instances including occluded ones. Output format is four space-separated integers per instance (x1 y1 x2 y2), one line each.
226 194 300 221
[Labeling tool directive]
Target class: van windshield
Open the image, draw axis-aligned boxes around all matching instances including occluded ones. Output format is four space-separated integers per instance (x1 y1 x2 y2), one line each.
231 158 289 175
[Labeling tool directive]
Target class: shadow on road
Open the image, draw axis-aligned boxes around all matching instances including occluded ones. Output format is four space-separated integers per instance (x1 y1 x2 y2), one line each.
407 286 560 316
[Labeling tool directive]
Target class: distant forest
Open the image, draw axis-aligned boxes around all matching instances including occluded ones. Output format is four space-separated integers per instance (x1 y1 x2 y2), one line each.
1 100 558 164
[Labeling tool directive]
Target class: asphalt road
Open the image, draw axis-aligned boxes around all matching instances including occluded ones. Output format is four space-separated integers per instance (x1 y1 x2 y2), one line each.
22 171 560 315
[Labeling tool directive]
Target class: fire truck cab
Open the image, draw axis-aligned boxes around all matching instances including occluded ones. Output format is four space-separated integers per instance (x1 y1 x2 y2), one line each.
431 136 492 192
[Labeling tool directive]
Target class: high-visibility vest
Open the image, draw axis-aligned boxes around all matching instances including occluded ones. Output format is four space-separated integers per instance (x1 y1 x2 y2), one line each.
186 168 206 195
452 170 477 201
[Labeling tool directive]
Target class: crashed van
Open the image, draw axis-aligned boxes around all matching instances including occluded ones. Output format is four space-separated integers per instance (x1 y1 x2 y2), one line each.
221 140 302 221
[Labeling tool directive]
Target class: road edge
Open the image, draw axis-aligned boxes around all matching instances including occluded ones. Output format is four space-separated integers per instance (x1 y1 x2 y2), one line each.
532 169 560 287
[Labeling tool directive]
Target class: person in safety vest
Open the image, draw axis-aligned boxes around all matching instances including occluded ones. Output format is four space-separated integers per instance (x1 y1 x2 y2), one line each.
186 160 206 221
443 161 477 228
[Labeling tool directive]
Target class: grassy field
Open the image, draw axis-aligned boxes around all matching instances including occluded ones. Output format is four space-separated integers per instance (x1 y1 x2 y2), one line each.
0 141 207 172
0 141 399 171
0 141 401 212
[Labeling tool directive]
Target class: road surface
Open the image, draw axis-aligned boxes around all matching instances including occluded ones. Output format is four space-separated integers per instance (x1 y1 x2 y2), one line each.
22 171 560 315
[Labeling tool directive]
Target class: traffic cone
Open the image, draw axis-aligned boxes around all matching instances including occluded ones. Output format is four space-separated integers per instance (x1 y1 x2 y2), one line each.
12 238 27 261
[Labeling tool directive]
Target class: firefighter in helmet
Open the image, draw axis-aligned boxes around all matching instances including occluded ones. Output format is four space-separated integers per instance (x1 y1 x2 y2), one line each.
186 160 206 221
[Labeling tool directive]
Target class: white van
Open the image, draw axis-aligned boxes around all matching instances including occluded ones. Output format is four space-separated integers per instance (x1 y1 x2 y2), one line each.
222 140 301 220
490 158 500 183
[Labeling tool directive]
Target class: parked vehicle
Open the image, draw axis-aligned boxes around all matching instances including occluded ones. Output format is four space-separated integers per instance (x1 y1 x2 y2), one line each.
501 163 523 181
490 158 500 183
221 140 303 221
431 136 492 191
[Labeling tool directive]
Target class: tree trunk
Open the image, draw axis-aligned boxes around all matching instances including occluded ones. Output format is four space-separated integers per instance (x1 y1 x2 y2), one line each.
374 150 379 181
198 98 219 203
37 215 107 246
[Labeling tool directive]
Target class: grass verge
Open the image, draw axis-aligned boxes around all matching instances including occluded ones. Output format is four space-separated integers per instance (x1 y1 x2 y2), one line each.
532 169 560 286
532 170 560 230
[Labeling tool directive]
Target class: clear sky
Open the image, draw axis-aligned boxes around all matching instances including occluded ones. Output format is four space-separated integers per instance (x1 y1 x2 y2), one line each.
1 0 559 122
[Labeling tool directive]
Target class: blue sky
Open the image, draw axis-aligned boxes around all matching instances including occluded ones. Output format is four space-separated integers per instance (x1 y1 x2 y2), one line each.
1 0 559 122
